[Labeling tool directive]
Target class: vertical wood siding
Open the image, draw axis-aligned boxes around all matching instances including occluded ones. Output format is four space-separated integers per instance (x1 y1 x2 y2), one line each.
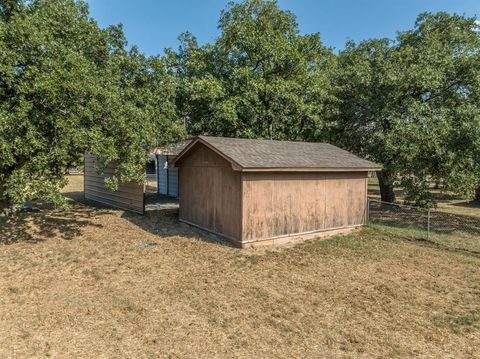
242 172 367 241
84 152 145 214
324 172 367 229
177 143 242 241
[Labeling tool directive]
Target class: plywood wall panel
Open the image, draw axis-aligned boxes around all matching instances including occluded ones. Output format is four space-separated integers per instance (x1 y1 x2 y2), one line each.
178 144 242 241
242 172 366 241
177 142 230 168
324 173 366 229
177 143 368 244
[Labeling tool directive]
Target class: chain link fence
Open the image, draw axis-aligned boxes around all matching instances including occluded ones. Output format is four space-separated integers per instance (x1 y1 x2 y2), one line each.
368 199 480 253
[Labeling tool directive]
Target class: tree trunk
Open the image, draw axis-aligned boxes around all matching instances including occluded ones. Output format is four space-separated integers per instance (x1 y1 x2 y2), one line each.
0 180 7 213
377 170 396 203
0 180 4 202
475 186 480 201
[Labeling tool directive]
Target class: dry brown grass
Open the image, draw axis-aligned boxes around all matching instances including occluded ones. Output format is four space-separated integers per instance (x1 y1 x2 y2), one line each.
0 176 479 358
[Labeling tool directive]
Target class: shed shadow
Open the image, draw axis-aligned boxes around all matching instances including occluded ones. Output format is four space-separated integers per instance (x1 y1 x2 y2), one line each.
63 190 85 203
121 209 236 248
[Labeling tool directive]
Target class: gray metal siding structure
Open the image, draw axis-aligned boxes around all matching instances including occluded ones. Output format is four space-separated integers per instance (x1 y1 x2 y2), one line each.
84 152 145 214
156 154 179 198
167 166 179 197
157 155 168 195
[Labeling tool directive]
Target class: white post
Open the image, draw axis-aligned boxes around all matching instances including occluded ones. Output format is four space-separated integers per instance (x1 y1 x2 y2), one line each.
366 199 370 224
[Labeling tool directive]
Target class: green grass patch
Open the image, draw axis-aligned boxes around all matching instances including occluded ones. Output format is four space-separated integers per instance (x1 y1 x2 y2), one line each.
436 308 480 334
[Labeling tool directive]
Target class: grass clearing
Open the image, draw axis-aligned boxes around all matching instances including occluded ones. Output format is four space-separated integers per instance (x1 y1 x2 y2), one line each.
0 176 479 358
368 177 480 218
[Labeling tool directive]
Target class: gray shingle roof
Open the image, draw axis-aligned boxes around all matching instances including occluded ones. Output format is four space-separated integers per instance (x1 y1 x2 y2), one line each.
177 136 381 171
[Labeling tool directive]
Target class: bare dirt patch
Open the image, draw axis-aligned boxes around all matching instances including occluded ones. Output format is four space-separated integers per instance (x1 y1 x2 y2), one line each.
0 176 479 358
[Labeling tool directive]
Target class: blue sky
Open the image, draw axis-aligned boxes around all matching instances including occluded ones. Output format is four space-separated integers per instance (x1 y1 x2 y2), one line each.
86 0 480 55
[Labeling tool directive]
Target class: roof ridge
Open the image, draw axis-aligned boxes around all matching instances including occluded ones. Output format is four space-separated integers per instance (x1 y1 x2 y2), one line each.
198 135 330 146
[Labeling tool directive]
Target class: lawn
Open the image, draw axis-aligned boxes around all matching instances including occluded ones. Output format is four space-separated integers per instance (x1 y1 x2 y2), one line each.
0 176 479 358
368 178 480 218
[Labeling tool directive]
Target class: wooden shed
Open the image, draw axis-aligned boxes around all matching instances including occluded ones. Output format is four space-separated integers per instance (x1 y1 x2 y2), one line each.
174 136 381 248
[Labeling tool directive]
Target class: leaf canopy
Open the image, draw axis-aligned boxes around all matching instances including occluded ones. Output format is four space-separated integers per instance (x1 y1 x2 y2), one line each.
0 0 184 207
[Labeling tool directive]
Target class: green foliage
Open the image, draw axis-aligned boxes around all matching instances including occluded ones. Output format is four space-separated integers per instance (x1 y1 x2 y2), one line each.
1 0 479 210
0 0 184 208
329 12 480 206
169 2 480 207
166 0 336 140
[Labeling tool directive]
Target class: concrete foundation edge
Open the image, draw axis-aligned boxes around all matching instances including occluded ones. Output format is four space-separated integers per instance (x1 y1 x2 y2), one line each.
179 219 362 248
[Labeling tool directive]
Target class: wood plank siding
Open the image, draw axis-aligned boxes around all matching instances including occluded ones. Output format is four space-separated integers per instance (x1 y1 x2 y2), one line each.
241 172 367 242
84 152 145 214
177 143 242 241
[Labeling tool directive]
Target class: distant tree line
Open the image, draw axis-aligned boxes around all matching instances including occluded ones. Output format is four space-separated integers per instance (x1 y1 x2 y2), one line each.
1 0 479 209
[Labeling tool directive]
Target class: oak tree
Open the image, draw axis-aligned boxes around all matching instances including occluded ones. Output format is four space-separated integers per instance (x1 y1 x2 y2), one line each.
0 0 183 209
167 0 335 141
330 12 480 205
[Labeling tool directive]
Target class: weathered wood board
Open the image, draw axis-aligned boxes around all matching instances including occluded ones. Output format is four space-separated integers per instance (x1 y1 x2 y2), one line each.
176 142 368 246
242 172 367 242
177 143 242 240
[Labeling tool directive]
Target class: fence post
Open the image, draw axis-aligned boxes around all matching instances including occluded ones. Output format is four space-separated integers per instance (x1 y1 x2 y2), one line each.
366 199 370 224
427 208 431 240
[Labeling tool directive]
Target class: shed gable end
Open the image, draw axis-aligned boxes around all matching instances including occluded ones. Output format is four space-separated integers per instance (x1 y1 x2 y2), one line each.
176 142 234 169
177 143 243 241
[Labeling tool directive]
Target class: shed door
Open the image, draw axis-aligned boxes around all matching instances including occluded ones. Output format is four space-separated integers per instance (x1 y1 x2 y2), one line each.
168 167 179 197
157 156 168 195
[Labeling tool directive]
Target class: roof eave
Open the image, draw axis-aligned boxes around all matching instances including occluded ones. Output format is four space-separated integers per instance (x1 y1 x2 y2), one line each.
236 167 382 172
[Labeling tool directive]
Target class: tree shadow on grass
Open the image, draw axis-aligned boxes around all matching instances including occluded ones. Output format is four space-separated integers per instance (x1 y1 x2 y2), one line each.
450 199 480 210
370 203 480 235
0 201 107 245
392 230 480 258
368 183 469 203
430 191 461 201
369 200 480 256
